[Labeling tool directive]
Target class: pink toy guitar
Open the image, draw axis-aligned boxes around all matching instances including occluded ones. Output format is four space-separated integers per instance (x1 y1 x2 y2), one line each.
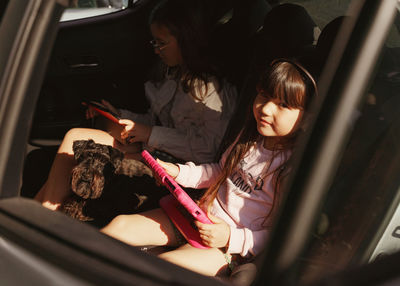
141 150 212 249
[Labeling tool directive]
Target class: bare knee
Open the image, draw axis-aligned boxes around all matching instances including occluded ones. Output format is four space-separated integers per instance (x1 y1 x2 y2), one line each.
158 247 228 276
61 128 114 154
101 214 149 245
158 251 174 262
101 214 130 236
60 128 89 151
64 128 92 142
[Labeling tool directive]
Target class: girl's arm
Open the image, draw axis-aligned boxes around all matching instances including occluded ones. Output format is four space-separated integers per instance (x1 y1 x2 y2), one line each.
173 141 231 189
156 155 223 189
157 159 179 179
117 109 154 144
227 227 268 257
195 212 269 257
174 161 222 189
195 214 231 248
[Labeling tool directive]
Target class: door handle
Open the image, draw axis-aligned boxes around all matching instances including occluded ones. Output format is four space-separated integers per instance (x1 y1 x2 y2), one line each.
69 63 99 68
64 55 100 69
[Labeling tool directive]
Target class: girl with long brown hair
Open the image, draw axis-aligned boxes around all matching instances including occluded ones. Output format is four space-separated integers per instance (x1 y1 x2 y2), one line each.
34 0 237 211
101 59 317 276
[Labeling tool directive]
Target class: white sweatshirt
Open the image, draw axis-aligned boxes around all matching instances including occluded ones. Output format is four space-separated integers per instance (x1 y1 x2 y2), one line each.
119 77 237 163
175 140 287 257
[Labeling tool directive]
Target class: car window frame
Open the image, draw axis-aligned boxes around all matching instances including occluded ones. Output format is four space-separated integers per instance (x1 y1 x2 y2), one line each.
255 0 399 284
1 0 399 285
0 0 64 199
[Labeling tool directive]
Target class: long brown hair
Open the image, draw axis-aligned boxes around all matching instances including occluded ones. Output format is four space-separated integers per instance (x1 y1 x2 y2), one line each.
199 59 317 221
149 0 220 100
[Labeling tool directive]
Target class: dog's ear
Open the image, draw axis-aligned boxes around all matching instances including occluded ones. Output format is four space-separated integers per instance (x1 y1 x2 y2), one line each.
107 145 124 170
72 140 86 162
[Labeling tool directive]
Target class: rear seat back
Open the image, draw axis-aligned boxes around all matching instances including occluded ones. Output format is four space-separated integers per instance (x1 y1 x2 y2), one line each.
217 3 320 160
210 0 272 90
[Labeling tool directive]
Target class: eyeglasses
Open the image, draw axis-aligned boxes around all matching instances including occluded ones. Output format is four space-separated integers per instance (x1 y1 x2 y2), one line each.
149 39 169 51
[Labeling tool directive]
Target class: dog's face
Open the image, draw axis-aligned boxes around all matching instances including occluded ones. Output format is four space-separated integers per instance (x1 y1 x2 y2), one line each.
71 140 124 199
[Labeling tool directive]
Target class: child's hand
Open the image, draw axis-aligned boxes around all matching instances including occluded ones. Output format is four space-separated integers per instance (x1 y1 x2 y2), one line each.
119 119 152 144
84 99 120 119
195 214 231 248
157 159 179 179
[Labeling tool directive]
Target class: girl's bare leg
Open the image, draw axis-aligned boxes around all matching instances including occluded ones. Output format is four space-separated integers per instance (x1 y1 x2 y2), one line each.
102 208 228 276
159 244 228 276
34 128 117 210
101 208 180 247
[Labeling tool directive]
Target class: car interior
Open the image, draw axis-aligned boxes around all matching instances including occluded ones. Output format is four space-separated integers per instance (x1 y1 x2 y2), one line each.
1 0 400 285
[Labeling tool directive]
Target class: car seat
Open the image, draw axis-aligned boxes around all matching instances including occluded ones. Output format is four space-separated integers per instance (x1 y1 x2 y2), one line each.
217 3 320 159
310 16 348 77
251 3 319 78
210 0 272 91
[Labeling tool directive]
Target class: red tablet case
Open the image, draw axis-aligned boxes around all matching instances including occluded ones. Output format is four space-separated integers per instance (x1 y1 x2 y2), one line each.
83 101 120 123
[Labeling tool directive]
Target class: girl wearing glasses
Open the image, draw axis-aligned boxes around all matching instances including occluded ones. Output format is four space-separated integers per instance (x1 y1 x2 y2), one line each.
35 0 237 211
101 59 318 276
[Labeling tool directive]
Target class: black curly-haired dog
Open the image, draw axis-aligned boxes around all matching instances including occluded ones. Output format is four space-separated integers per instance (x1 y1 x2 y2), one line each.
69 139 125 199
60 140 167 227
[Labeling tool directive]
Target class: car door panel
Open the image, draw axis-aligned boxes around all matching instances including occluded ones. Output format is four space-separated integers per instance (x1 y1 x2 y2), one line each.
31 0 160 142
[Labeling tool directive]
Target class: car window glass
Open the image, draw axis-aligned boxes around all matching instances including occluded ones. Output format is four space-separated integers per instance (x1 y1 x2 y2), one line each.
60 0 131 22
291 9 400 284
280 0 352 28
